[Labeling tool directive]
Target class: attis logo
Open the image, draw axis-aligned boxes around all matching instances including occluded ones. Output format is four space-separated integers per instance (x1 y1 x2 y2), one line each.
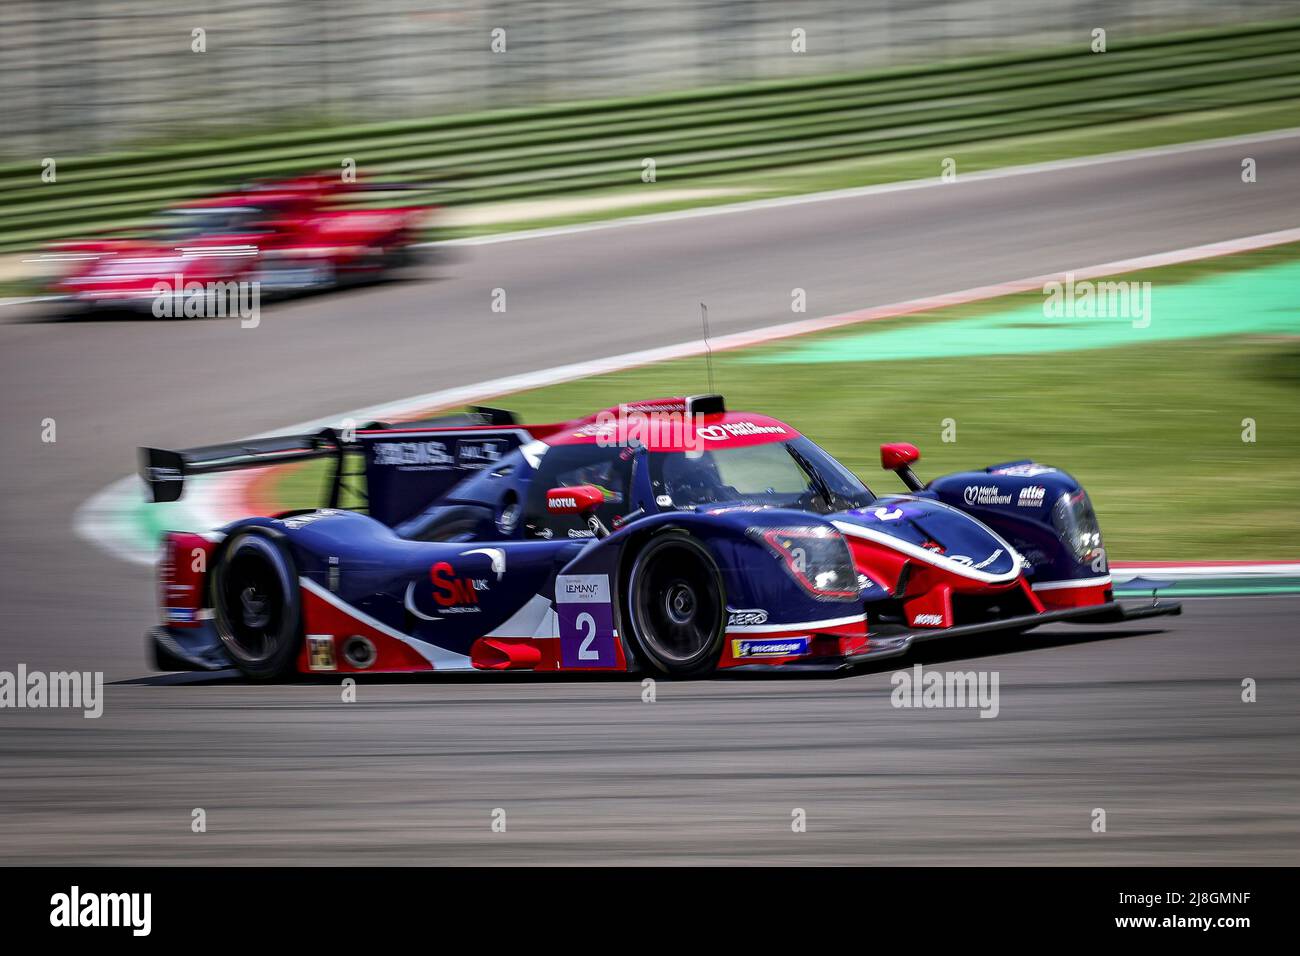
431 561 488 612
1017 485 1046 507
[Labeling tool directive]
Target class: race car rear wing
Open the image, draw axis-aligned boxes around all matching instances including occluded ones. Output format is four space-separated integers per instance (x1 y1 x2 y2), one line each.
139 430 346 504
139 405 520 512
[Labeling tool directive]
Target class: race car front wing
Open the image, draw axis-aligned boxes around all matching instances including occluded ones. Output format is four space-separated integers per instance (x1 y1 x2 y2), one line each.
845 597 1181 663
725 597 1182 672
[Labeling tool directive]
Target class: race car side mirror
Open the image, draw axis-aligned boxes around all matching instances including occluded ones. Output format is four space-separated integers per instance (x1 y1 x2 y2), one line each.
547 485 604 514
546 485 610 537
880 442 924 491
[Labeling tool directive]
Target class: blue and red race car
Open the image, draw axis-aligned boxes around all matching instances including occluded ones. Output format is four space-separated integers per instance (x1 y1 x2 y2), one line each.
140 395 1179 679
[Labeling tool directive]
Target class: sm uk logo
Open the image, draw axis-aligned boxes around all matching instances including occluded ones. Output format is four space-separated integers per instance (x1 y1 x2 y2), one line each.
431 561 488 608
405 561 490 620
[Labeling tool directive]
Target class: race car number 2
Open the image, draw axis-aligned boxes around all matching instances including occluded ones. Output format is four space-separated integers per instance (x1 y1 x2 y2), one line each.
556 573 617 668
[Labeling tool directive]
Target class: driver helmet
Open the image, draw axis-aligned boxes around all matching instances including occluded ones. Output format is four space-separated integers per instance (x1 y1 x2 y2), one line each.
661 452 725 502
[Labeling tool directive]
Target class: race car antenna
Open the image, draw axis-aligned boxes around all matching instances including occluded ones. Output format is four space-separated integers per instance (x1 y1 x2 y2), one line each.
700 302 715 394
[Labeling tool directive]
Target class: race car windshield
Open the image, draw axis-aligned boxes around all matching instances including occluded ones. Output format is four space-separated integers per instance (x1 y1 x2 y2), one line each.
650 437 875 513
148 207 266 240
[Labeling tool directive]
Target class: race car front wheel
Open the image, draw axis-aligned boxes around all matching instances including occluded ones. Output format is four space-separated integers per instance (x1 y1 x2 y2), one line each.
626 532 726 677
211 529 302 680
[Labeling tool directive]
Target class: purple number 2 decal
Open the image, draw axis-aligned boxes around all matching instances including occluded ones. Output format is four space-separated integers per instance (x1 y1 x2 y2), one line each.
557 574 617 668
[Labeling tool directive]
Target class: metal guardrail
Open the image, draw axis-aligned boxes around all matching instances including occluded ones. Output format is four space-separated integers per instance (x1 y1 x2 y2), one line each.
1 0 1294 160
1 20 1297 252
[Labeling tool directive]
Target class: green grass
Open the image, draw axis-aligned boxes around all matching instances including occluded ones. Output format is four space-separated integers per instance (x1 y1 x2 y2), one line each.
434 97 1300 240
269 242 1300 560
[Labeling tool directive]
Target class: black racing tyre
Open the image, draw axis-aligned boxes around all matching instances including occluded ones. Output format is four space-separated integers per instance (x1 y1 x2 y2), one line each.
626 532 726 677
211 529 302 680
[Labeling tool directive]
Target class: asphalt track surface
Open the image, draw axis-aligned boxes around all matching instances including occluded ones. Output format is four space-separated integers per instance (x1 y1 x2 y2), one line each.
1 135 1298 864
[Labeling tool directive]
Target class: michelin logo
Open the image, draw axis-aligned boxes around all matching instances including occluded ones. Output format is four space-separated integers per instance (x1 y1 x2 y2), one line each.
732 637 809 658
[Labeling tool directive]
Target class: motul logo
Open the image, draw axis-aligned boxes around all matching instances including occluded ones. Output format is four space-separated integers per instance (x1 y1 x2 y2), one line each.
431 561 488 607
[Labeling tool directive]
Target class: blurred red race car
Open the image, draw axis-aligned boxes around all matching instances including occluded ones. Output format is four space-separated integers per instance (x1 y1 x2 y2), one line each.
35 174 434 313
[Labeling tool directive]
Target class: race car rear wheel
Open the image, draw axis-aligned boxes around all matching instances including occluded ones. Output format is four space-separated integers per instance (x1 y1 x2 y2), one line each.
626 532 725 677
211 529 302 680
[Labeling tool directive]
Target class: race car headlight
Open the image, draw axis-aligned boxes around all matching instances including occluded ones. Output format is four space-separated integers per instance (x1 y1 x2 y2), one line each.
1051 490 1105 567
748 525 858 601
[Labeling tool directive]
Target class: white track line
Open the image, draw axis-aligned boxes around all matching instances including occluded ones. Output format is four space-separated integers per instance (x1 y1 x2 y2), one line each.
1113 563 1300 581
9 127 1299 310
74 223 1300 565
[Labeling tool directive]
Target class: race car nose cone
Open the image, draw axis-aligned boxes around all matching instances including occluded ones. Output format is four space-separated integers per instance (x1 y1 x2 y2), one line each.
834 498 1022 583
